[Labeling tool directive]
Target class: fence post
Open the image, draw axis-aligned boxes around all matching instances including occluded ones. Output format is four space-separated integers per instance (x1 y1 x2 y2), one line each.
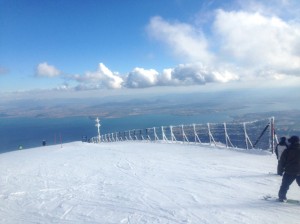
207 123 211 145
128 130 133 140
193 124 201 143
270 117 276 153
146 129 151 141
170 126 176 142
111 133 115 142
224 123 228 148
181 125 189 143
244 123 248 149
140 130 144 140
224 122 234 148
153 127 159 141
162 126 168 142
243 122 253 149
207 123 217 146
133 130 138 140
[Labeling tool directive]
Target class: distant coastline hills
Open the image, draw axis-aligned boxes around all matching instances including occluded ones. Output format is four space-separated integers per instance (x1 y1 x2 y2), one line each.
1 89 299 137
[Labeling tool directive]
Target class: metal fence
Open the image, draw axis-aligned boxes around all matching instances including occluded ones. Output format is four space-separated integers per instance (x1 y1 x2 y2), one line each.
90 117 276 151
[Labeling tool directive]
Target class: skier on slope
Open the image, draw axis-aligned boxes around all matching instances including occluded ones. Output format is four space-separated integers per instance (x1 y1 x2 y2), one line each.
275 137 288 175
278 136 300 202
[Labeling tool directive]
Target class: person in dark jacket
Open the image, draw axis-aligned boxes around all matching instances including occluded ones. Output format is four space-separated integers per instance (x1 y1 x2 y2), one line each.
275 137 288 175
278 135 300 202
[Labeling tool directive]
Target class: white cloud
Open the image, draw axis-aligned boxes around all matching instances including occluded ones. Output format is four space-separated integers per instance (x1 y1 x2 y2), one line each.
35 4 300 91
236 0 300 22
36 62 61 77
147 16 214 65
126 68 159 88
69 62 238 90
146 7 300 83
160 69 174 85
158 63 239 86
122 63 239 88
73 63 123 89
124 63 239 88
213 9 300 77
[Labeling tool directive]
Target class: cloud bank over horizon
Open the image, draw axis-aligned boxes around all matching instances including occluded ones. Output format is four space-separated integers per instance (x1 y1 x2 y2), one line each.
34 4 300 91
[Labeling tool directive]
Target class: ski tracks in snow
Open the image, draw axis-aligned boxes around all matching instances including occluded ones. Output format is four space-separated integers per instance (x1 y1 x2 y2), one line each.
1 142 300 224
114 155 206 223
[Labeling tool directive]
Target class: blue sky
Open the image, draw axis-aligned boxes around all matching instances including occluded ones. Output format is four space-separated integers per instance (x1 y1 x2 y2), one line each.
1 0 300 96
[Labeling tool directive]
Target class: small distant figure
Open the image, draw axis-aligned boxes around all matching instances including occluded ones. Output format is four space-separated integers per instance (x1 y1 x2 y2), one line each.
82 135 87 142
42 140 46 146
275 137 288 175
18 145 23 150
278 136 300 202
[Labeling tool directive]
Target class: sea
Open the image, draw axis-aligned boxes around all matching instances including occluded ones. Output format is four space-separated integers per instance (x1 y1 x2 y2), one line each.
0 114 232 153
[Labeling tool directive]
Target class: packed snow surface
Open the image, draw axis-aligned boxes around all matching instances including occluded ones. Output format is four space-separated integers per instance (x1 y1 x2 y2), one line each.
0 141 299 224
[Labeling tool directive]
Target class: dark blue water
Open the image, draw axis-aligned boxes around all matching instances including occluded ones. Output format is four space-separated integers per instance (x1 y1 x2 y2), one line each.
0 114 231 153
0 117 95 153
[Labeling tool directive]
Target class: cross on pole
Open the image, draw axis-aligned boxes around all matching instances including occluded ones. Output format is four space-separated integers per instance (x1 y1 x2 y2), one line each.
95 117 101 143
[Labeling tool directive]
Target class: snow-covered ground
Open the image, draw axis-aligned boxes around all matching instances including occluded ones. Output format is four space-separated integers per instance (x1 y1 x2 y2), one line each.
0 141 299 224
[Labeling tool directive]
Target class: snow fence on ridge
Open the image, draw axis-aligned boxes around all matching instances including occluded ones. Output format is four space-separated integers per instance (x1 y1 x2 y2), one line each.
91 117 276 151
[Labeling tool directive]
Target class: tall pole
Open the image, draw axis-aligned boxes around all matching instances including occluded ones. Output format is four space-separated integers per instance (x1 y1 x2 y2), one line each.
270 117 275 153
95 117 101 143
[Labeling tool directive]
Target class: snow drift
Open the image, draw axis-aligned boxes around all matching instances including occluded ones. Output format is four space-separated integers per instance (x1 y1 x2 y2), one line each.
0 142 299 224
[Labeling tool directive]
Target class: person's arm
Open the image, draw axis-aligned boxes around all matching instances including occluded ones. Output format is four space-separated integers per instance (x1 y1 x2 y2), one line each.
278 149 288 175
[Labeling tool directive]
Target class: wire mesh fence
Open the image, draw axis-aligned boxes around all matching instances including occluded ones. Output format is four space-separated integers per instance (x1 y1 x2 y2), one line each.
91 117 275 151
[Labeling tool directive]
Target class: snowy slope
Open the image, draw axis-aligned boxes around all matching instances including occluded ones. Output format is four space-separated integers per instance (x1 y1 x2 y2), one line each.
0 142 299 224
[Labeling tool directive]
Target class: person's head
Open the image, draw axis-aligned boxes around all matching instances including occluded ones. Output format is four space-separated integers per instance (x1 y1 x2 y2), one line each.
280 137 286 143
288 136 300 144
